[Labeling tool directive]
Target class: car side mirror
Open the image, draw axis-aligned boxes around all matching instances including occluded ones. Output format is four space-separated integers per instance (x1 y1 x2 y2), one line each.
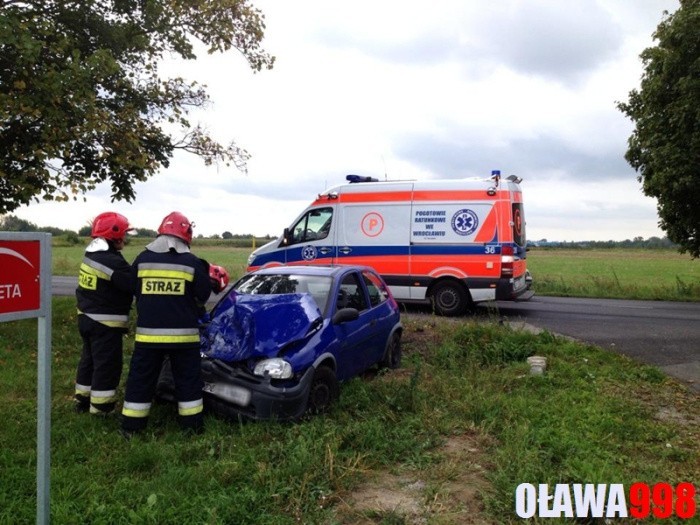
332 307 359 324
282 227 290 246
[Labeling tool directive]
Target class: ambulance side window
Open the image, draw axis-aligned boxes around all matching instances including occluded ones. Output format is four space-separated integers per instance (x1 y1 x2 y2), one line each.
289 207 333 245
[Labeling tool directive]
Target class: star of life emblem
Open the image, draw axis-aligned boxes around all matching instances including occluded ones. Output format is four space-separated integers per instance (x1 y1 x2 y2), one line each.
301 245 317 261
451 209 479 236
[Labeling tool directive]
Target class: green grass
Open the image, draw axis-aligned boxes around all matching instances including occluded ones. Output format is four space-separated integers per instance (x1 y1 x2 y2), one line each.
527 248 700 301
1 300 698 523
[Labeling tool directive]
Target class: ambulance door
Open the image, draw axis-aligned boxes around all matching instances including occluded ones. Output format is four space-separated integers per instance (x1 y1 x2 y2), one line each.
335 183 413 298
282 206 336 266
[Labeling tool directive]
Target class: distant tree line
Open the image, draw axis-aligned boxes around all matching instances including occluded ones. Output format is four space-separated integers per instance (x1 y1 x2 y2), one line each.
0 214 274 242
528 237 679 250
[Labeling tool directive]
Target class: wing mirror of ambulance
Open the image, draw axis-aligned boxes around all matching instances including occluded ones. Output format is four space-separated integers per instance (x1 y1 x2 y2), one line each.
282 227 290 246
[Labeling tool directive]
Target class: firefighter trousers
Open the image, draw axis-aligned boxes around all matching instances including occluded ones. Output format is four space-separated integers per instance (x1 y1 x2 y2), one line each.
75 315 124 414
121 345 204 433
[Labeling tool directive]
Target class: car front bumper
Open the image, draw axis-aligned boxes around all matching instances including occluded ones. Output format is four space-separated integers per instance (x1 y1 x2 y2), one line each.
201 359 315 422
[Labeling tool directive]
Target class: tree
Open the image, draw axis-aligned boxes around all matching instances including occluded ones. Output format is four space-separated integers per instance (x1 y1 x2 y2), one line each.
617 0 700 257
0 0 274 214
0 214 38 231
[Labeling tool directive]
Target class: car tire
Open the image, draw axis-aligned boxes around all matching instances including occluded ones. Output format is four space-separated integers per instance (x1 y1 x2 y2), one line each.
430 281 469 316
380 331 402 369
307 366 339 414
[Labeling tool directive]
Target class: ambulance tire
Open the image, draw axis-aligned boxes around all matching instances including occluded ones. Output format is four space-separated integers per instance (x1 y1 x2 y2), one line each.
431 281 469 317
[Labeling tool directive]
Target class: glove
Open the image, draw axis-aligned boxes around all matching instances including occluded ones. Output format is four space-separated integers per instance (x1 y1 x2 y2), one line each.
209 264 230 293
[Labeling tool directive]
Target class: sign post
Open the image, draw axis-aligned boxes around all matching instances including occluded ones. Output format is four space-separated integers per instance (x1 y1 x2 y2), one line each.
0 232 52 525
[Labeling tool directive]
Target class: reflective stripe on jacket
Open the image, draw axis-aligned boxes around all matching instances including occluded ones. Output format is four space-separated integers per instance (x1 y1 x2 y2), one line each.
75 242 133 326
134 327 200 344
77 310 129 328
132 244 212 349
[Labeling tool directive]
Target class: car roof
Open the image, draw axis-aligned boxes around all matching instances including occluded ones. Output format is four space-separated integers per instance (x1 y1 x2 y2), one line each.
252 264 373 278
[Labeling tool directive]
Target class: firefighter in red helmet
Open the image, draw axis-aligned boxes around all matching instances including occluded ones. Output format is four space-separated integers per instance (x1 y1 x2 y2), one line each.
121 211 227 436
75 212 134 415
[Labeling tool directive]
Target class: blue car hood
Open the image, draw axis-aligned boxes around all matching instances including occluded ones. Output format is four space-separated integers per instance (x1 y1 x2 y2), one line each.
201 292 322 362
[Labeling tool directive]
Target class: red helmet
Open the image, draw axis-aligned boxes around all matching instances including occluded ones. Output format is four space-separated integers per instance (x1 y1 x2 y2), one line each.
209 264 230 293
91 212 132 241
158 211 193 244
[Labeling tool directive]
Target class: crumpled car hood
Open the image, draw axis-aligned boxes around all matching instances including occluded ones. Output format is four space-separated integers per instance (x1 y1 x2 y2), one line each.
201 292 322 362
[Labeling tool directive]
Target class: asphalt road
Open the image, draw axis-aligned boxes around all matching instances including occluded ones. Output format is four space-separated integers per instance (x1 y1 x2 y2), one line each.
480 296 700 393
52 276 700 392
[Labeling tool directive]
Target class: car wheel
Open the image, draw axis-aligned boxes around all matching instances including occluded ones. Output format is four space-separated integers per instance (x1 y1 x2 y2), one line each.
307 366 339 414
431 281 469 316
380 331 402 369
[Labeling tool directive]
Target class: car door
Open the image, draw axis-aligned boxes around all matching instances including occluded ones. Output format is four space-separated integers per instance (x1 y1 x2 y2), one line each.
361 270 396 362
331 270 382 380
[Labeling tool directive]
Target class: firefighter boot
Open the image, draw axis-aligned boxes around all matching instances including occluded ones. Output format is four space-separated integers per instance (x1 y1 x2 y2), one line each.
74 394 90 414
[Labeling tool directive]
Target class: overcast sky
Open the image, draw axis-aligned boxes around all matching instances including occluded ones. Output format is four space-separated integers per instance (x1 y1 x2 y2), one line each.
14 0 679 241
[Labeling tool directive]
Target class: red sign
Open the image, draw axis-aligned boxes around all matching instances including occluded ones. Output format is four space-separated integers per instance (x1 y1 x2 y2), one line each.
0 240 41 314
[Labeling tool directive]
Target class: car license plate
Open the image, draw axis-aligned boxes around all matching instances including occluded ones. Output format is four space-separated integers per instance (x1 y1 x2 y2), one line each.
203 382 251 407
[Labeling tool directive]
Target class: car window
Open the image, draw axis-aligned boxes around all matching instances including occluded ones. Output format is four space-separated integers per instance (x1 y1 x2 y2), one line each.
289 207 333 245
363 271 388 307
337 272 368 312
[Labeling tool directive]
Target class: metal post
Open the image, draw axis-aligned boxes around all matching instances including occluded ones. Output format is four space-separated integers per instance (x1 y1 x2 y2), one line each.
37 235 52 525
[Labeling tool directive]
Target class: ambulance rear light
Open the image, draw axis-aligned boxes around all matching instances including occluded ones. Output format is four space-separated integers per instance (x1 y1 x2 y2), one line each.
501 246 514 277
346 175 378 183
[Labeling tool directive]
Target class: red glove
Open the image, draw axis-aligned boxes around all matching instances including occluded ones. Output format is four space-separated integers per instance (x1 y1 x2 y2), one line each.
209 264 230 293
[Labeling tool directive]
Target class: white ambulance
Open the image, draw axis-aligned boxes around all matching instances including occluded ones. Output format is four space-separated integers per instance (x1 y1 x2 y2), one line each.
246 171 533 315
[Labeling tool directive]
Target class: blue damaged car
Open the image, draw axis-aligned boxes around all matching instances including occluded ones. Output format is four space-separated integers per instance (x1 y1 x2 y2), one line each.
198 265 402 421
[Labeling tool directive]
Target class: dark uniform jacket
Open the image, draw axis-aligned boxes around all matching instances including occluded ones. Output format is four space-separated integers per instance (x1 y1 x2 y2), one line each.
76 241 133 328
132 247 212 348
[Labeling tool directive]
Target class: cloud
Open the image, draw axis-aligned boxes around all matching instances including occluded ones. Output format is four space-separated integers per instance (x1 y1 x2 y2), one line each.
11 0 680 242
470 1 624 85
394 132 633 182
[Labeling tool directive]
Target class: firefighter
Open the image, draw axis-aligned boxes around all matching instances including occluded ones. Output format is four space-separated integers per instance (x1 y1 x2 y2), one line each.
75 212 134 415
121 211 227 436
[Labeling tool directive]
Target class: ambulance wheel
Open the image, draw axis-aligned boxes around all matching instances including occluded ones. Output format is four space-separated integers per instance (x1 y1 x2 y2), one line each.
431 281 469 316
307 366 339 414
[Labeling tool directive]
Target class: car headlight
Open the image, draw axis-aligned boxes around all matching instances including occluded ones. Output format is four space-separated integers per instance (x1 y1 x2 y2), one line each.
247 253 256 266
253 358 293 379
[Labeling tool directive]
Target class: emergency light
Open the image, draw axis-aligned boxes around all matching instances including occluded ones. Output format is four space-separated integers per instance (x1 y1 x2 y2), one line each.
346 175 378 183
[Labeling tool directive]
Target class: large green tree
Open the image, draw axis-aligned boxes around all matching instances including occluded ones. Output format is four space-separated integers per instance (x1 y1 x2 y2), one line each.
617 0 700 257
0 0 274 214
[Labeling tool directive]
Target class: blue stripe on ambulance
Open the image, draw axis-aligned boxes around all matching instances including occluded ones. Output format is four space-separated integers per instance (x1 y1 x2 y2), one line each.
252 243 525 266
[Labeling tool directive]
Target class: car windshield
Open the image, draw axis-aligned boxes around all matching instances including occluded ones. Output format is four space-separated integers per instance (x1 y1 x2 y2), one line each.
234 274 333 313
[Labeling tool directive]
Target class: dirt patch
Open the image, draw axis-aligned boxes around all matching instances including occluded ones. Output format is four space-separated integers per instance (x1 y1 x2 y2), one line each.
333 432 496 524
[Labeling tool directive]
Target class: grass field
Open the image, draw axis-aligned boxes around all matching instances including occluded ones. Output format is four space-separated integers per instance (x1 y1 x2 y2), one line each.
527 248 700 301
11 240 694 521
1 299 698 523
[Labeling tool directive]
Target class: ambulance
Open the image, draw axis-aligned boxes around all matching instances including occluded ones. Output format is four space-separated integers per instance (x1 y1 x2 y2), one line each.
246 171 533 316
